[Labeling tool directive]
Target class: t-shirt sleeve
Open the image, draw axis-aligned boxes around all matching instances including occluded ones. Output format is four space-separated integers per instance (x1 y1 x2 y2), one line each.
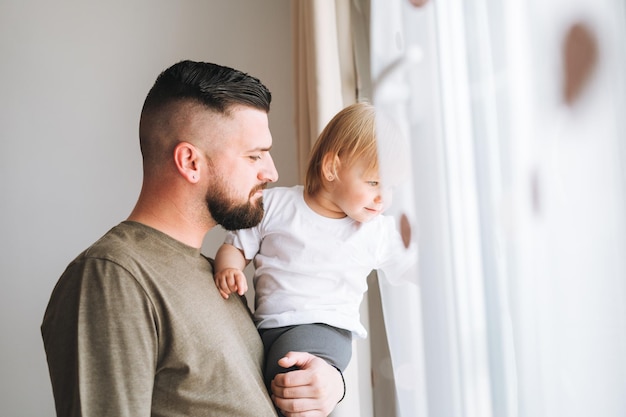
42 258 157 417
224 228 262 261
376 216 419 286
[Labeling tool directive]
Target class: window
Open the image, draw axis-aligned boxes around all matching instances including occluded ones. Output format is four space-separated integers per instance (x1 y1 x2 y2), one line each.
369 1 626 416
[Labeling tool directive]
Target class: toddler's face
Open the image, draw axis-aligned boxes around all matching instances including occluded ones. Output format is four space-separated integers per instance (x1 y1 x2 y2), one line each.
330 161 391 223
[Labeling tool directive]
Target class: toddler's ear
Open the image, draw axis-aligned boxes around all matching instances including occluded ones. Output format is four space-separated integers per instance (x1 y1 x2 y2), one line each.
322 154 340 181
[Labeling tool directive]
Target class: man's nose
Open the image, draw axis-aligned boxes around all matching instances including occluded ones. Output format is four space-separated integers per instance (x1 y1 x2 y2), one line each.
259 153 279 183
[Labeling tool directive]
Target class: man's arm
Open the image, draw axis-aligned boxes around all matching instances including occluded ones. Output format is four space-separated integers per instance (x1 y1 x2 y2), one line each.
42 259 157 416
270 352 345 417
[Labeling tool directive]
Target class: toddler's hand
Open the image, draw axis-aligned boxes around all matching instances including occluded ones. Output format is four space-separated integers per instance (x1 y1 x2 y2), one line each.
214 268 248 299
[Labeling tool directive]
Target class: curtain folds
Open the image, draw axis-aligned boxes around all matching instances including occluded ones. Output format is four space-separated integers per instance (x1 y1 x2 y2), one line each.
292 0 355 182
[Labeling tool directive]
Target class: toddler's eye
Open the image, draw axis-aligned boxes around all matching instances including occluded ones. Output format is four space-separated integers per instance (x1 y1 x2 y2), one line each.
367 181 379 186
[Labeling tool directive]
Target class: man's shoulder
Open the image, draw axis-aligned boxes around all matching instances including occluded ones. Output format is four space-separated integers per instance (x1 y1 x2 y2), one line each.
72 222 163 271
81 222 137 258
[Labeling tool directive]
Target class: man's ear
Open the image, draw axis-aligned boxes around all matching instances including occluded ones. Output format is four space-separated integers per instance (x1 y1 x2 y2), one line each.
173 141 201 184
322 154 341 181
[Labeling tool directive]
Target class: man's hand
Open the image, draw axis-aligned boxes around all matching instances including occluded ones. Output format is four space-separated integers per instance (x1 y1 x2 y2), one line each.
271 352 344 417
213 268 248 299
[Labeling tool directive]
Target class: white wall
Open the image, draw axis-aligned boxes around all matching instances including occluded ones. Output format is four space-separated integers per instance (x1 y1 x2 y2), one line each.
0 1 296 415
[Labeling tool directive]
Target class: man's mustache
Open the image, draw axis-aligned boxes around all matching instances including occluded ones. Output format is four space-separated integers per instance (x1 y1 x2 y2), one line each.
249 183 268 197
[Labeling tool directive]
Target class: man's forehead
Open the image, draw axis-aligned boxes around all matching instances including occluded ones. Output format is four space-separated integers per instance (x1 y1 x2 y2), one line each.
205 107 271 149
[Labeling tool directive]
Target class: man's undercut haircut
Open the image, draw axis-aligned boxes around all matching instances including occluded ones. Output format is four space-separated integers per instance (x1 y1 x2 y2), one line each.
138 60 272 167
142 60 272 116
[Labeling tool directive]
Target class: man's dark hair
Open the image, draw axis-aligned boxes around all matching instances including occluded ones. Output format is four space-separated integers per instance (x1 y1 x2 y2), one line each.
138 61 272 167
142 60 272 115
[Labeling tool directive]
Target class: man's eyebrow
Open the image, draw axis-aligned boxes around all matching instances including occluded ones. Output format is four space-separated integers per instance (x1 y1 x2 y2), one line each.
247 146 273 152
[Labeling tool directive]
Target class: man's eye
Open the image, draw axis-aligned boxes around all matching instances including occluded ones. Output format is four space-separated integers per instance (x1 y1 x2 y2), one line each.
367 181 379 186
249 155 261 161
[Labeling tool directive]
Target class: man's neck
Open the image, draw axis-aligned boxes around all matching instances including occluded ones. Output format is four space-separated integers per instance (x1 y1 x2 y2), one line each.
127 202 212 249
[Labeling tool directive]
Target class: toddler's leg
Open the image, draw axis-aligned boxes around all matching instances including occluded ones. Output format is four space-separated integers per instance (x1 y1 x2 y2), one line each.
260 323 353 392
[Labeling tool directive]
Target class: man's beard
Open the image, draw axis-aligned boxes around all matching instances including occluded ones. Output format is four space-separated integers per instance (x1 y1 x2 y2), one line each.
207 182 265 231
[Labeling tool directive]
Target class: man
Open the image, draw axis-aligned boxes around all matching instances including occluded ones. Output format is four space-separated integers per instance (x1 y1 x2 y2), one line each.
41 60 344 417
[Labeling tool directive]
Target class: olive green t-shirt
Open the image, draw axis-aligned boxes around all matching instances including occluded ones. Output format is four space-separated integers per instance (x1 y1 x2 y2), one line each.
42 221 277 417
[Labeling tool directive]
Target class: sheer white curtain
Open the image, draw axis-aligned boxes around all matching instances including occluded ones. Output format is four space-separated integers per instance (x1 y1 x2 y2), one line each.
370 0 626 417
504 1 626 416
369 2 433 416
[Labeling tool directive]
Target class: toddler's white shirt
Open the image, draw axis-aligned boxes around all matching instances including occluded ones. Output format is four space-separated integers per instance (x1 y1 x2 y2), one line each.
225 186 417 338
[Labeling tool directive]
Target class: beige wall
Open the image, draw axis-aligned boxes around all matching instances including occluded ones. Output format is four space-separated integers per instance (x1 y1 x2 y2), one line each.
0 1 296 415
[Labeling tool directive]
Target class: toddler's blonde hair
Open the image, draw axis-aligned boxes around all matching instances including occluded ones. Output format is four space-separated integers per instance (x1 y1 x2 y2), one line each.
305 102 378 195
